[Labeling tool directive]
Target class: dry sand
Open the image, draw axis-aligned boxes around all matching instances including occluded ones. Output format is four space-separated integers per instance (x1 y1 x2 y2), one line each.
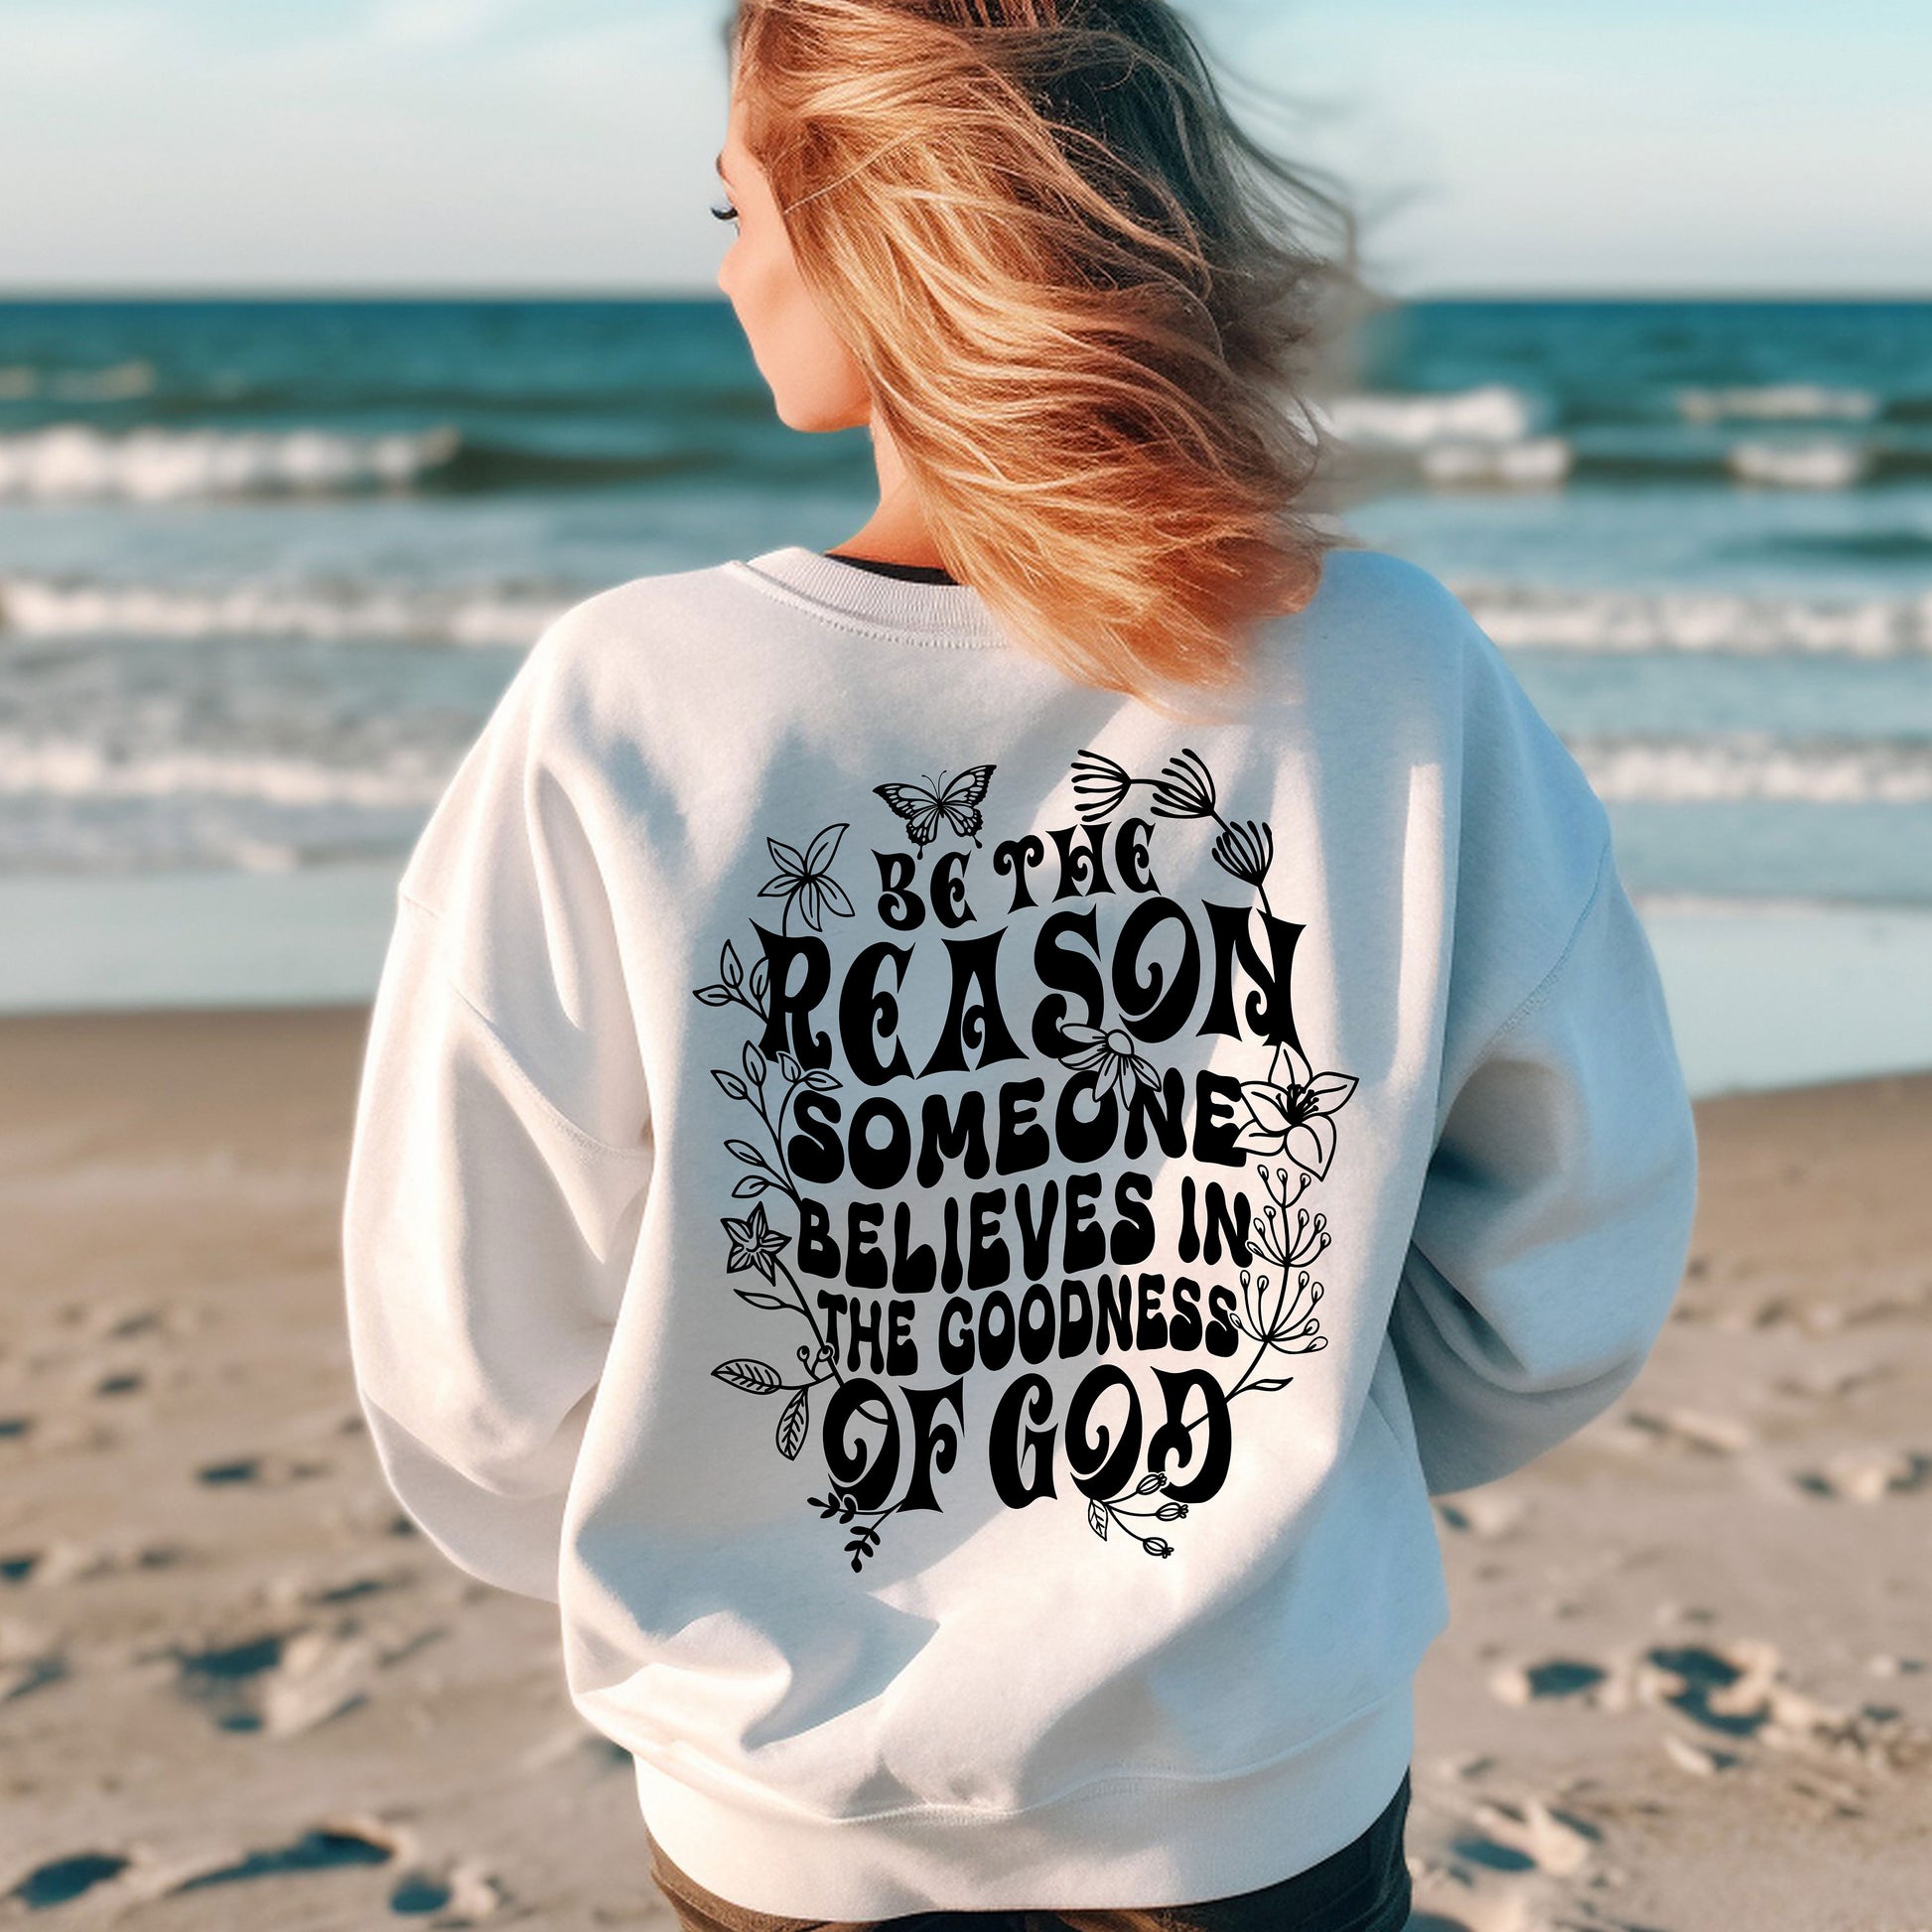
1 1006 1927 1929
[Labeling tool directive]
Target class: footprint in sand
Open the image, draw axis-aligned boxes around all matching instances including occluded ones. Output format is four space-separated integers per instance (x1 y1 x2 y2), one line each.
1 1619 69 1704
1407 1788 1604 1932
196 1449 335 1487
128 1819 504 1922
1434 1491 1532 1539
171 1622 376 1737
28 1536 195 1587
1640 1637 1932 1774
1486 1657 1608 1707
1791 1447 1932 1501
5 1852 130 1909
1605 1407 1755 1455
169 1824 394 1890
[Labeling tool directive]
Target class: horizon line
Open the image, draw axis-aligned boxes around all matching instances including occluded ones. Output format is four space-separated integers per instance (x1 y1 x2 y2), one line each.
2 285 1929 306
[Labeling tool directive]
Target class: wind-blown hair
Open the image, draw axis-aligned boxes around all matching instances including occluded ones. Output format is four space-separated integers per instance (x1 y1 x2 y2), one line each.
724 0 1356 710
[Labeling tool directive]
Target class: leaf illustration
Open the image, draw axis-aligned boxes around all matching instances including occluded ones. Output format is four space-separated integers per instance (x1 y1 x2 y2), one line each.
721 941 744 990
750 957 770 1002
731 1174 772 1198
743 1042 766 1088
778 1050 802 1084
802 1068 842 1092
776 1389 808 1459
1244 1378 1294 1394
712 1358 783 1394
694 985 733 1007
735 1289 789 1311
724 1139 774 1172
1088 1498 1109 1541
712 1069 749 1102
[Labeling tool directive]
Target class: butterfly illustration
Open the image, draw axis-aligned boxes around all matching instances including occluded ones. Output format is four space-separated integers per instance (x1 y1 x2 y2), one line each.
873 764 997 850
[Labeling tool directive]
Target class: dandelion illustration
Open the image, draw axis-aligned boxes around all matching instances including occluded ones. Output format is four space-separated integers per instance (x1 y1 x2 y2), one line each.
1233 1039 1358 1178
1210 818 1274 891
1069 750 1134 822
1148 748 1217 820
758 824 854 933
1058 1023 1160 1102
720 1201 790 1282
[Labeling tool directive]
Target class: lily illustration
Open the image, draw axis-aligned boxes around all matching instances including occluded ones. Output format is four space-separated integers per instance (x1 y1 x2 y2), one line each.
1234 1039 1358 1178
759 823 854 933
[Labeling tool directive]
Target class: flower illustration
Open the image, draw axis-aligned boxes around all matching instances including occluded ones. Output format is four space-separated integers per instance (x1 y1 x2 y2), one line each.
1148 748 1216 820
759 823 854 933
1059 1024 1160 1102
1211 818 1274 890
1233 1040 1358 1177
1069 750 1133 822
1234 1265 1326 1355
721 1201 790 1282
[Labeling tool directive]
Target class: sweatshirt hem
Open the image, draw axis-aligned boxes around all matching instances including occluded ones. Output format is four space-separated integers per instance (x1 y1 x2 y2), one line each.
627 1678 1415 1917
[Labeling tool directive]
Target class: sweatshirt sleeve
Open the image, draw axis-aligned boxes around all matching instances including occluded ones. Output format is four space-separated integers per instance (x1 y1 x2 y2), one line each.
341 618 653 1601
1388 835 1701 1496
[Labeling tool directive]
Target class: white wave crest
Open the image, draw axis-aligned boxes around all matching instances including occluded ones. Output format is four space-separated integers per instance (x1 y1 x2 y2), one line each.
0 736 452 808
0 576 568 647
1320 383 1539 448
1727 440 1868 490
1455 584 1932 657
1678 384 1880 424
0 423 462 501
1572 734 1932 805
0 359 158 403
1419 438 1573 489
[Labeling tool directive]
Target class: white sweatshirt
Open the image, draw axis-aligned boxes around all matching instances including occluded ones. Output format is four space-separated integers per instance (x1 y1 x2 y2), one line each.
342 544 1699 1917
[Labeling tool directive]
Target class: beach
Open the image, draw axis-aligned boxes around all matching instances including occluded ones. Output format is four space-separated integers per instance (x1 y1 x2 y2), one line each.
3 291 1928 1927
1 1005 1926 1928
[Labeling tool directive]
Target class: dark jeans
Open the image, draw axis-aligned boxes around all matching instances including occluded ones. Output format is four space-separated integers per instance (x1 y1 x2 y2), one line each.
649 1768 1412 1932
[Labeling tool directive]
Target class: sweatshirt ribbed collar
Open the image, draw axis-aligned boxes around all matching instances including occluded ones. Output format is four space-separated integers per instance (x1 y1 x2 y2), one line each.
728 546 1009 645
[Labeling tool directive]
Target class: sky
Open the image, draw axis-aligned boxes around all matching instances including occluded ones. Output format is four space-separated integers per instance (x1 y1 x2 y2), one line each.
0 0 1924 297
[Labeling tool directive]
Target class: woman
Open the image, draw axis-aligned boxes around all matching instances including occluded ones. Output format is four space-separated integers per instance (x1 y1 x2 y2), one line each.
342 4 1700 1930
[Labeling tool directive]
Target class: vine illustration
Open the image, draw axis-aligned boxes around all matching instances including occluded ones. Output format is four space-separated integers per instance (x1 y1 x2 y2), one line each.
694 822 909 1573
1068 748 1353 1559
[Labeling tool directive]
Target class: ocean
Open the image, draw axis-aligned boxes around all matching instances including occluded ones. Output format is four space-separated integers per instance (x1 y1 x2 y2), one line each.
1 297 1928 1094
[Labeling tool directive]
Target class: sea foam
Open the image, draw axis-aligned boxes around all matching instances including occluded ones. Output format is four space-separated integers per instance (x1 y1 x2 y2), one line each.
1455 584 1932 657
0 576 569 647
1727 440 1869 490
1571 733 1932 805
0 424 462 501
1678 384 1880 424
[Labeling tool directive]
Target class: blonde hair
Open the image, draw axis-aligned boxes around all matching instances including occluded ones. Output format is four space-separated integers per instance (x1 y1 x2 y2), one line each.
725 0 1357 710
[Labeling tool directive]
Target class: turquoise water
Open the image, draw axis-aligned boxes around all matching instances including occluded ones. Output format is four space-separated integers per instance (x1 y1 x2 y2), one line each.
0 298 1926 1091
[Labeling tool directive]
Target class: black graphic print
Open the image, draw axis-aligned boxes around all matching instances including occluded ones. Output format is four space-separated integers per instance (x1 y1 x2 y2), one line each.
874 765 997 850
691 748 1357 1571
